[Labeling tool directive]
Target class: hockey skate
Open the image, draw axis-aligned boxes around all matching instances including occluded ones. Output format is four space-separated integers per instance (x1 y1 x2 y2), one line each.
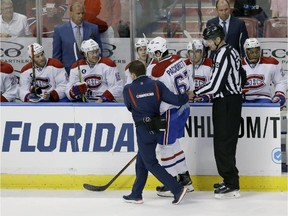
214 184 240 199
213 181 225 189
156 172 194 197
178 171 194 192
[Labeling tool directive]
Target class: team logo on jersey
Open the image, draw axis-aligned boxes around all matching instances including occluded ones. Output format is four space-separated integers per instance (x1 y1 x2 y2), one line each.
34 77 51 90
85 75 102 88
246 74 266 89
194 76 206 89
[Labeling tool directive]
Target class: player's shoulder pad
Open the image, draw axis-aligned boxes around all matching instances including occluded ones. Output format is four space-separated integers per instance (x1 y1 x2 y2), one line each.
184 58 192 66
260 56 279 65
47 58 65 68
0 62 14 74
21 62 33 73
71 59 87 69
203 58 213 67
99 57 117 67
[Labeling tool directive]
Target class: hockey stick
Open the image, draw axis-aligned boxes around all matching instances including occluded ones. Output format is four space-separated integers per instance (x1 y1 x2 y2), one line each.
73 42 85 102
183 30 196 79
83 154 137 192
31 44 37 88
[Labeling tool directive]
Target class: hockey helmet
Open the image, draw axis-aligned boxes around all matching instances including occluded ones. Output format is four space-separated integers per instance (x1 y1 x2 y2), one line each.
244 38 260 50
135 38 149 49
27 43 44 58
81 39 100 54
147 36 168 55
187 39 204 52
203 24 225 41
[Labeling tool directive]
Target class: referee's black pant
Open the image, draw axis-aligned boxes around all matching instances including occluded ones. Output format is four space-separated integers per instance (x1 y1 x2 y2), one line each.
212 94 242 189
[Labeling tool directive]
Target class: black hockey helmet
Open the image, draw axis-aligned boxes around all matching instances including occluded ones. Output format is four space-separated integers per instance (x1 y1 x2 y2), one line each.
203 24 225 40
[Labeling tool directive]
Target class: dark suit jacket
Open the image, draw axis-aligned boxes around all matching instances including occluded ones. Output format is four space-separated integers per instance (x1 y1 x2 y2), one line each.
53 21 103 74
207 16 248 56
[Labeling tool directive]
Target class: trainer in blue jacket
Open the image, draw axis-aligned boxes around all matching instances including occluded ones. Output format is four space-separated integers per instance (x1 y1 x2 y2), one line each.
122 60 193 205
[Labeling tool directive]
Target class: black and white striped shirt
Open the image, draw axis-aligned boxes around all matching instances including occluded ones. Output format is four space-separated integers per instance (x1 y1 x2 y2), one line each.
195 43 242 98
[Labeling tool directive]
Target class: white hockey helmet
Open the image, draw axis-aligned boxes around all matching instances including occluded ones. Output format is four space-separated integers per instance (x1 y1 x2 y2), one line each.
135 38 149 49
81 39 100 54
27 43 44 58
187 39 204 52
147 36 168 55
244 38 260 50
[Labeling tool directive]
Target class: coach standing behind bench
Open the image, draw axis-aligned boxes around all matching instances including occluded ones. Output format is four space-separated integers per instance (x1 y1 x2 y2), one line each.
52 2 102 74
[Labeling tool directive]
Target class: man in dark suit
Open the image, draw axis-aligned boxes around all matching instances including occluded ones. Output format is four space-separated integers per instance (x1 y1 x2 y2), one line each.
206 0 248 57
53 2 103 74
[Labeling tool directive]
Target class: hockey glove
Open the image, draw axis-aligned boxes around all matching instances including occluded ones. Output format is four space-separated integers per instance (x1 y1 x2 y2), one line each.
30 85 42 95
272 91 286 107
193 94 211 103
69 82 88 99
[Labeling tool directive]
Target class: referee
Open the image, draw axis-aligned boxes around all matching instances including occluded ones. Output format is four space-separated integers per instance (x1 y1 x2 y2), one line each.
191 24 243 199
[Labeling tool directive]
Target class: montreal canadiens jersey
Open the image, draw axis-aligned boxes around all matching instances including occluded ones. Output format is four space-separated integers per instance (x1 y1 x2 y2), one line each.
19 58 68 102
184 58 212 90
0 62 18 102
149 55 191 114
66 57 123 101
242 56 286 101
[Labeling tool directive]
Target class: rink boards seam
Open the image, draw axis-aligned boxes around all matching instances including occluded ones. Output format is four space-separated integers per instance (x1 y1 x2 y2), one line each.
1 175 287 191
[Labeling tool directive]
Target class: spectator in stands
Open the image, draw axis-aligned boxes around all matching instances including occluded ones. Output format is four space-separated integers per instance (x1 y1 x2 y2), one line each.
0 0 31 38
26 0 68 37
270 0 288 18
232 0 268 37
19 43 69 102
206 0 248 56
242 38 286 110
0 61 18 102
66 39 123 102
53 2 102 74
185 39 213 103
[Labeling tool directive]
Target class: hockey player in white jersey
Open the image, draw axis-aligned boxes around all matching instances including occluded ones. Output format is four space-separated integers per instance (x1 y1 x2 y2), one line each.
147 36 194 197
124 37 150 85
242 38 286 109
0 62 18 102
19 43 68 102
185 39 213 102
66 39 123 102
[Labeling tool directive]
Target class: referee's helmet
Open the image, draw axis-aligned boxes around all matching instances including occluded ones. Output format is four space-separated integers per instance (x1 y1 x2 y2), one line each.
203 24 225 41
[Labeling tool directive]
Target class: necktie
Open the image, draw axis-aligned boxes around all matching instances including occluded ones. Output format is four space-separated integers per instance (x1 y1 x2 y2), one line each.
222 21 227 39
76 25 82 49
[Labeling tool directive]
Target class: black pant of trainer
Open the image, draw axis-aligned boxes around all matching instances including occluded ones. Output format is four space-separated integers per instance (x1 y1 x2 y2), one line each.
212 94 242 190
130 125 183 198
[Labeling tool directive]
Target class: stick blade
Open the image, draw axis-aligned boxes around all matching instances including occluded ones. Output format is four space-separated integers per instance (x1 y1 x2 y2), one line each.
83 183 108 192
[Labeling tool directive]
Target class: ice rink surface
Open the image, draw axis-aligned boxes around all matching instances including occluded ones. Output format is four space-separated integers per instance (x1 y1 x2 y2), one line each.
1 189 287 216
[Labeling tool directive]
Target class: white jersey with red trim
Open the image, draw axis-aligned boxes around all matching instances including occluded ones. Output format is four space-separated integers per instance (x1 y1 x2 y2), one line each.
185 58 212 90
148 54 191 114
0 62 18 102
19 58 68 102
242 56 286 101
67 57 123 101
